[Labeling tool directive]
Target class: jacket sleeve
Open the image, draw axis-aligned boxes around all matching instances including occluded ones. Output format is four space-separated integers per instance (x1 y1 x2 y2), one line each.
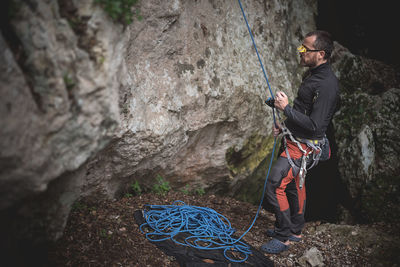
283 83 336 135
283 105 317 133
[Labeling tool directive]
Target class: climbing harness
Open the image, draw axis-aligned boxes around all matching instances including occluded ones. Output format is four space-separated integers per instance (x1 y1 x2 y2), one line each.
139 0 280 263
282 128 316 188
281 126 329 188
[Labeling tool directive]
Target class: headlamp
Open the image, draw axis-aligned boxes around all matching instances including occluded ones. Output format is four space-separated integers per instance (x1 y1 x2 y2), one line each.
297 45 307 53
297 45 322 53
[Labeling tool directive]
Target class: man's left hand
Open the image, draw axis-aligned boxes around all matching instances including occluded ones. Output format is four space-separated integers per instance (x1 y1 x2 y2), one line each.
274 91 289 111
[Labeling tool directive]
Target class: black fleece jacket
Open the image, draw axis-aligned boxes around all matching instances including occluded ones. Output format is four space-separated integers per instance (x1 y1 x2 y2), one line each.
283 62 339 140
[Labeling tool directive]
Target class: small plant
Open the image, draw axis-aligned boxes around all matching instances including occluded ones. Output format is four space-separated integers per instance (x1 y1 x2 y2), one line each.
88 206 97 212
152 175 171 196
181 185 190 195
194 187 205 196
131 180 142 196
98 56 105 65
123 180 142 198
63 73 75 90
94 0 141 25
99 229 107 238
72 201 87 211
135 9 143 21
124 193 133 198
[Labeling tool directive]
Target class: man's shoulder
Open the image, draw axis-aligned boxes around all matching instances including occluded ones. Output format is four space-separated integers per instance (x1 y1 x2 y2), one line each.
313 66 338 88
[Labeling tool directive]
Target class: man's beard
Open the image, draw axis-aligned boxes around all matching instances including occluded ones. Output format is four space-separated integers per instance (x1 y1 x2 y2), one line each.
300 56 317 68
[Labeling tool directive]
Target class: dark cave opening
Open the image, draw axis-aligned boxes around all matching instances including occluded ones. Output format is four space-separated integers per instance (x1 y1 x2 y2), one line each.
316 0 400 68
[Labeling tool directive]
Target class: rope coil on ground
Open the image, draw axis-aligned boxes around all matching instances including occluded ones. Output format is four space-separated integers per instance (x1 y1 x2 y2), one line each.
140 137 277 263
140 201 252 262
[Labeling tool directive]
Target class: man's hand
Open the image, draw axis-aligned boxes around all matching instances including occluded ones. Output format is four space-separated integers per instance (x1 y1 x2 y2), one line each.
273 122 282 137
274 91 289 111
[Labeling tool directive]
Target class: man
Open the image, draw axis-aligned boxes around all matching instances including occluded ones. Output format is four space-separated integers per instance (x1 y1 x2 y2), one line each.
261 30 339 254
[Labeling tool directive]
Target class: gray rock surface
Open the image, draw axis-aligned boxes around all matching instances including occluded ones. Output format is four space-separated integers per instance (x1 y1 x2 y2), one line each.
0 0 316 242
1 0 127 239
298 246 325 267
330 43 400 222
90 0 317 201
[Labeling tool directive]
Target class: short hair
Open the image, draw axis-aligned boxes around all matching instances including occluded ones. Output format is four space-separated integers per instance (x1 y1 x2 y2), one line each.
305 30 333 60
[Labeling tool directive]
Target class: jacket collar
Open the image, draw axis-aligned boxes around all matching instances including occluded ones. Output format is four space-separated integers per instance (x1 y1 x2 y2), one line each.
310 62 329 74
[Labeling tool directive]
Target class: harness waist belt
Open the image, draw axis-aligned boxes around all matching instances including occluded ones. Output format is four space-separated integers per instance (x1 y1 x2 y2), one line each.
294 137 324 146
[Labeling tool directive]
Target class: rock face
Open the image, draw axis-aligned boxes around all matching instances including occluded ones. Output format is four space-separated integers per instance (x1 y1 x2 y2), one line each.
0 0 128 248
330 43 400 222
91 0 317 202
0 0 317 247
1 0 129 240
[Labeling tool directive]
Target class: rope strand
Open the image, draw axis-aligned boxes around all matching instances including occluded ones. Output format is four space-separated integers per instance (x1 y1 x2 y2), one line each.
237 0 274 99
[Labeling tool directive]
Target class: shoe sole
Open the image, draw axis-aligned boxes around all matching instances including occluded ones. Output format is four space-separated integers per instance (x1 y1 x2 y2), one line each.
266 230 302 242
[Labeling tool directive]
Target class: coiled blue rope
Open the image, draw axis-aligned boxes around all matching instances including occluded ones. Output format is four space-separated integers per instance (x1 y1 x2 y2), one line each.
140 138 277 262
140 0 279 263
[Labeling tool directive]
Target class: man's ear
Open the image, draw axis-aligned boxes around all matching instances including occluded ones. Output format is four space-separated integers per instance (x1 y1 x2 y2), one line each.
319 50 326 60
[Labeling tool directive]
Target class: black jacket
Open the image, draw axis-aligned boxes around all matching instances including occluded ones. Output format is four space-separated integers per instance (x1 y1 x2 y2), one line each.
283 62 339 140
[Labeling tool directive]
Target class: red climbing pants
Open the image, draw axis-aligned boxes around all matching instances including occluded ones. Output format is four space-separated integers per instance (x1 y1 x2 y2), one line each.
263 140 313 242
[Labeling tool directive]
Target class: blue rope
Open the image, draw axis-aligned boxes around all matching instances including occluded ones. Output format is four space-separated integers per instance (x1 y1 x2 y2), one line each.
238 0 280 127
139 0 280 263
140 138 277 263
237 0 274 99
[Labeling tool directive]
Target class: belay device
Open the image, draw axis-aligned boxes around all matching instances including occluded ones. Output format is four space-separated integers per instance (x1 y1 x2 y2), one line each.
265 97 275 108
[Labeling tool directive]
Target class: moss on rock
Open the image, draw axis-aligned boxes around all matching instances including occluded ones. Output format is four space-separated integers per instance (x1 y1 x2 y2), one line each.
226 134 274 176
226 134 279 204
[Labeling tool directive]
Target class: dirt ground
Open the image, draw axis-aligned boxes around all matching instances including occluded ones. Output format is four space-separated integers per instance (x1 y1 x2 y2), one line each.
47 191 398 266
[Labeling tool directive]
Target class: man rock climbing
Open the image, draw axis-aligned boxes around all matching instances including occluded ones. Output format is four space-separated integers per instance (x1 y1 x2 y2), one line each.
261 30 340 254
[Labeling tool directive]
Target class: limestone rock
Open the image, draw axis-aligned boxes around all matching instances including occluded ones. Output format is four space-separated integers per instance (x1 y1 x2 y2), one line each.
298 247 325 267
83 0 317 201
0 0 126 239
331 43 400 222
0 0 317 243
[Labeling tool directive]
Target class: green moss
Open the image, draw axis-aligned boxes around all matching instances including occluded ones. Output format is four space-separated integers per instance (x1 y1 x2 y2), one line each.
337 56 366 94
226 134 279 204
335 92 376 140
226 134 275 176
63 73 75 90
95 0 140 25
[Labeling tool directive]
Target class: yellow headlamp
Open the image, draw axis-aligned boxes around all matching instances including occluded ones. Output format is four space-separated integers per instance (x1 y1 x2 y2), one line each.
297 45 307 53
297 44 322 53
